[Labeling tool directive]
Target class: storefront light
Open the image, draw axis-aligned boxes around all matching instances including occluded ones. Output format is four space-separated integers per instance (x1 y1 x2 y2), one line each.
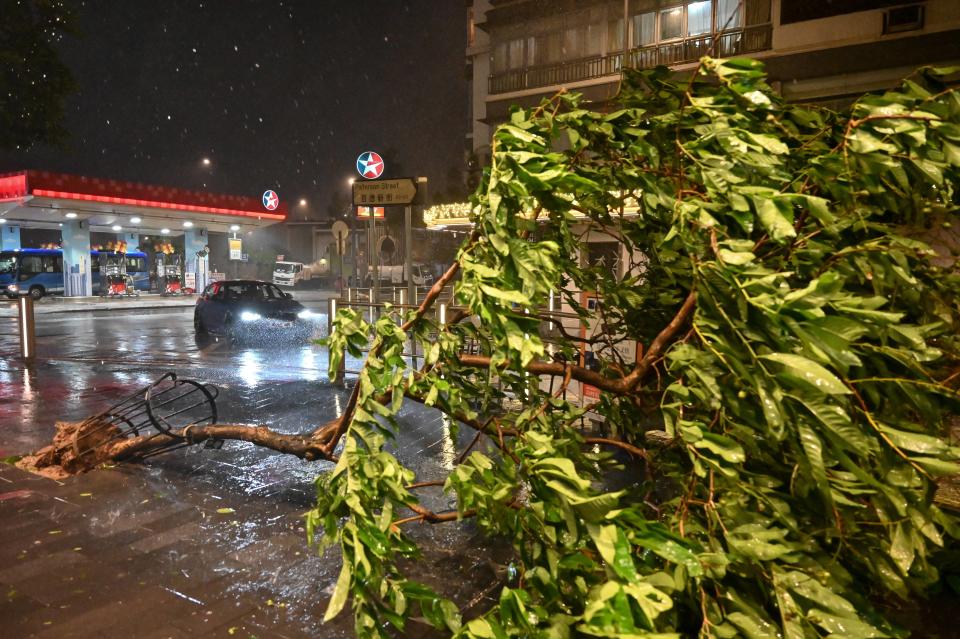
111 224 122 231
161 228 170 235
183 221 194 228
131 217 142 224
65 212 78 219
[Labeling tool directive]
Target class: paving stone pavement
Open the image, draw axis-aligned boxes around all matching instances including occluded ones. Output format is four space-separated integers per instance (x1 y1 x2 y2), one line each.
0 463 356 639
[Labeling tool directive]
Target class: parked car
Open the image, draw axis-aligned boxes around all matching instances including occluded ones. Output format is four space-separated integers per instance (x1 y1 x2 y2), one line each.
194 280 316 340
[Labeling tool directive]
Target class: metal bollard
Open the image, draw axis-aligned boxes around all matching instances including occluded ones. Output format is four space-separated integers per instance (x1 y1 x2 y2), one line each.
17 294 36 362
328 297 345 383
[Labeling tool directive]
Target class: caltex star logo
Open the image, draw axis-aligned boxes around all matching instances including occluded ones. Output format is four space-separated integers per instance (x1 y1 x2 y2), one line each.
357 151 385 179
262 190 279 210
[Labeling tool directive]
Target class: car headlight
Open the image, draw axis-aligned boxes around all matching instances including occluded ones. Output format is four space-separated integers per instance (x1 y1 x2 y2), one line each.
297 309 314 319
240 311 262 322
6 284 18 292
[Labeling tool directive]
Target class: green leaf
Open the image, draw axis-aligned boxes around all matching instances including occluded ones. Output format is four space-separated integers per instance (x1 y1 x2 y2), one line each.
324 561 352 622
761 353 851 395
753 197 796 242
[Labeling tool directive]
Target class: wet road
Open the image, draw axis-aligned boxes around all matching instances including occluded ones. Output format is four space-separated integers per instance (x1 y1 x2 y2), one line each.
0 306 503 638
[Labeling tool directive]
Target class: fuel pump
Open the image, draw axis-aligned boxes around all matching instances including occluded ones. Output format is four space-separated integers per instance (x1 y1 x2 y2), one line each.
159 254 185 296
103 251 137 297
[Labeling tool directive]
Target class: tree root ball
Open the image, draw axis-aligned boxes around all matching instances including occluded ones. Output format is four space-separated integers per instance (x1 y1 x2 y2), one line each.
17 420 123 479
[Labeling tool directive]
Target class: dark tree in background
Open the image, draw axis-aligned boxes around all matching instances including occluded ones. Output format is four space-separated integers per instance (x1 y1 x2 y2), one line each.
0 0 77 151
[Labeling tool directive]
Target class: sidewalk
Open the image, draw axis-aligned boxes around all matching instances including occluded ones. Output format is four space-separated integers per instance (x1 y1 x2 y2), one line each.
0 290 339 317
0 462 354 639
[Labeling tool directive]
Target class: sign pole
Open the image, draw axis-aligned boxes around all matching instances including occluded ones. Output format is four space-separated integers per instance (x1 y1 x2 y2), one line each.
369 212 377 303
405 205 414 307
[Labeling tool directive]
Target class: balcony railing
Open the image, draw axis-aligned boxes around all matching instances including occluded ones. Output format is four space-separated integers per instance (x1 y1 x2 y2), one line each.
488 23 773 95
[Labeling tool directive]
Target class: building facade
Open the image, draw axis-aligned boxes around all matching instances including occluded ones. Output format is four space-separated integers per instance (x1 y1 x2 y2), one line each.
467 0 960 164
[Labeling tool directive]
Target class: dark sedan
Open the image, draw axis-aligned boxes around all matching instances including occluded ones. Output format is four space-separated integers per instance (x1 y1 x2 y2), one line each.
194 280 317 340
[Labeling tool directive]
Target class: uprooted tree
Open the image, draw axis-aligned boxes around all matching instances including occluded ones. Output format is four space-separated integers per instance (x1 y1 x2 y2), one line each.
22 58 960 637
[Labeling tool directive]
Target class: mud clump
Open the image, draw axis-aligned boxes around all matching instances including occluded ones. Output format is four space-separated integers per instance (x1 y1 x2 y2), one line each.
17 420 123 479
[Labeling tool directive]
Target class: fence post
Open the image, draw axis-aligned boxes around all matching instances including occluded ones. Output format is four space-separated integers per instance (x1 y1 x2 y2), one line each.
18 294 36 362
328 297 345 384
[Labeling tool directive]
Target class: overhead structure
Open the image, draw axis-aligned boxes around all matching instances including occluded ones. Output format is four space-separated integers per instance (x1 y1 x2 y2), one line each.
0 170 288 296
0 170 286 234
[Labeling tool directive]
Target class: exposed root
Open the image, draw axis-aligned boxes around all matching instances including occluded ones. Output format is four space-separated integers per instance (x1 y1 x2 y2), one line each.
17 420 122 478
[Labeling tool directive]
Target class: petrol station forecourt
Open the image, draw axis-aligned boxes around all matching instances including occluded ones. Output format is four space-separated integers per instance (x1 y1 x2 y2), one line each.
0 170 288 299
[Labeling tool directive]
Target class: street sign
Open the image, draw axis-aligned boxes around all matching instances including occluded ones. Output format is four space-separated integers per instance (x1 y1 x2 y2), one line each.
332 220 350 256
229 237 242 260
262 190 279 211
356 151 385 179
352 178 417 207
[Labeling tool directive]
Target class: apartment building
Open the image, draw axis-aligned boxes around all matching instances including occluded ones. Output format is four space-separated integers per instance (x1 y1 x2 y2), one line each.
466 0 960 162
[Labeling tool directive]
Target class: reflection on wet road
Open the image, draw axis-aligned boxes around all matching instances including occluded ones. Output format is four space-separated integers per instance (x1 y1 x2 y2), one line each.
0 307 502 637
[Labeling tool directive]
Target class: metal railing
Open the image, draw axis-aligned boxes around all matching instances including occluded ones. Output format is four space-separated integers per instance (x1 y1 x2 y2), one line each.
342 285 456 307
488 23 773 95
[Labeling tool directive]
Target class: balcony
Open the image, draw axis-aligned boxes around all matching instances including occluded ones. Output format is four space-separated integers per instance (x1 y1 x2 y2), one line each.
488 23 773 95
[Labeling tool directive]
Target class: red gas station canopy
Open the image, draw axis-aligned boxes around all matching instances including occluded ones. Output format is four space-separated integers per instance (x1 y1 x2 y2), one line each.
0 170 287 221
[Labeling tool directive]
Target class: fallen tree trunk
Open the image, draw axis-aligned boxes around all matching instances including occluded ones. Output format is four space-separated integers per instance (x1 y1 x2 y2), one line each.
17 418 341 479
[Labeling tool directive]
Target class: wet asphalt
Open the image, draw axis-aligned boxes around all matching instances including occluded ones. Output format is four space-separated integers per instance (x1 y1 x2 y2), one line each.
0 303 506 638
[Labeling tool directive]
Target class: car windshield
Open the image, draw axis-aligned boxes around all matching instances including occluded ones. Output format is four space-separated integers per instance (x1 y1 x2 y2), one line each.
223 282 284 301
275 263 296 273
0 253 17 275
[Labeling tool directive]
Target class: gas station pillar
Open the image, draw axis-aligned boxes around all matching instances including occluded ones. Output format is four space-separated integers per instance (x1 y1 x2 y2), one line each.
184 227 209 293
1 225 21 250
62 219 92 297
123 232 139 252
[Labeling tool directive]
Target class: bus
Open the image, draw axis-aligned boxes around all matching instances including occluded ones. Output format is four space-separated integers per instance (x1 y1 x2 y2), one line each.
0 248 150 299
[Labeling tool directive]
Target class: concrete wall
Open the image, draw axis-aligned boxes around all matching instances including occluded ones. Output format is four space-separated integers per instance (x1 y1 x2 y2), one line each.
469 0 493 157
772 0 960 54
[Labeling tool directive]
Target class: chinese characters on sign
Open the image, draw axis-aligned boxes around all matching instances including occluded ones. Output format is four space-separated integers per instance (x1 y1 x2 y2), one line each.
351 178 418 207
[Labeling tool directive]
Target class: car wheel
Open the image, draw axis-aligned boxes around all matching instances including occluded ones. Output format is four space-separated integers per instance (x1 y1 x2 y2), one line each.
29 286 44 300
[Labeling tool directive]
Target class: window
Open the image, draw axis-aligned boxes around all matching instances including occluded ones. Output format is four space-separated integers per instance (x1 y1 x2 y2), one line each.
0 253 16 275
634 12 656 46
687 0 713 35
541 32 562 64
883 5 924 35
608 17 625 52
19 255 42 277
659 6 684 40
492 42 507 72
717 0 742 29
563 26 582 59
585 23 603 56
507 38 524 69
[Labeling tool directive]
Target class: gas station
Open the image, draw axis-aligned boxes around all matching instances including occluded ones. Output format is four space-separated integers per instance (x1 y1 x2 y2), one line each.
0 170 287 296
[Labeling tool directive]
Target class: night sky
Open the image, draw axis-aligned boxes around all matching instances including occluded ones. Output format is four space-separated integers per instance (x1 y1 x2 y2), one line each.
0 0 469 219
